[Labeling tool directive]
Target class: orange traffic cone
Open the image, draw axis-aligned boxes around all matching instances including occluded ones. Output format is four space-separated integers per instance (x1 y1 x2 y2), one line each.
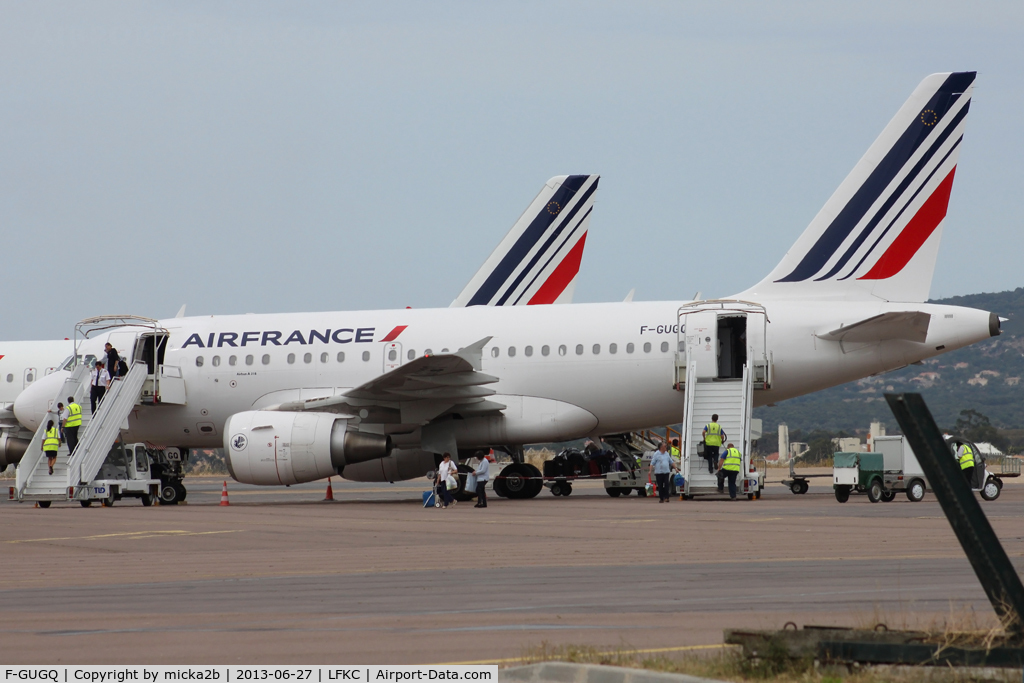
219 481 230 506
323 478 335 502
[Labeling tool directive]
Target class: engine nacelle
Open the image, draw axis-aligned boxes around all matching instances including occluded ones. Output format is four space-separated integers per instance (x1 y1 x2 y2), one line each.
223 411 392 486
342 448 437 483
0 432 30 470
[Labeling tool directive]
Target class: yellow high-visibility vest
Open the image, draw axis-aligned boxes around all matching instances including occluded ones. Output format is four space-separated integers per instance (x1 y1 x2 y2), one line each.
958 445 975 470
705 423 723 446
670 447 680 457
722 447 742 472
65 402 82 428
43 427 60 452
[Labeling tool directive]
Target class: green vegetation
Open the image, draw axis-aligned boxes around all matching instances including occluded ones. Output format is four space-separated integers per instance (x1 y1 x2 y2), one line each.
755 288 1024 443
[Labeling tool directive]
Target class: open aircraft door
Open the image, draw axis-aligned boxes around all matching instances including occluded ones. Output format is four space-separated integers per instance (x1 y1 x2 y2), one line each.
135 332 186 405
676 300 770 389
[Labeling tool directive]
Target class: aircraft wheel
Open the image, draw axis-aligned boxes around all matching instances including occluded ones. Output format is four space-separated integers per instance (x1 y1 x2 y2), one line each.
492 476 509 498
522 463 544 498
980 478 1000 501
867 479 883 503
160 483 181 505
499 464 530 499
835 486 850 503
906 479 926 502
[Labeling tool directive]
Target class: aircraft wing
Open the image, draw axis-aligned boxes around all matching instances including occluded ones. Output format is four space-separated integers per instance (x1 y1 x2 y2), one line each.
270 337 503 423
816 311 931 343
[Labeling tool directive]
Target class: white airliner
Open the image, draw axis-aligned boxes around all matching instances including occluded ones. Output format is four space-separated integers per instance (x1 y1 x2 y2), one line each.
0 175 598 471
16 72 997 496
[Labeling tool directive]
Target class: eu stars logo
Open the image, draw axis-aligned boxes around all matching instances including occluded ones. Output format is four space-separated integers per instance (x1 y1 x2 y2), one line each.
546 201 561 215
920 109 939 126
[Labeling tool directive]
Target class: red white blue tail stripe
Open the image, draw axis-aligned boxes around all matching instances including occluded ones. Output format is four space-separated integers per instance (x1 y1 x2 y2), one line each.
451 175 598 307
747 73 975 303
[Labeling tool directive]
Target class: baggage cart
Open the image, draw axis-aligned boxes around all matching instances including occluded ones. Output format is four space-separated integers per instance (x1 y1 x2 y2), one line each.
832 451 885 503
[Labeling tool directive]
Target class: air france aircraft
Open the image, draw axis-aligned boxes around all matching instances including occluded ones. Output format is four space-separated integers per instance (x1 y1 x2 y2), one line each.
15 73 997 497
0 175 598 471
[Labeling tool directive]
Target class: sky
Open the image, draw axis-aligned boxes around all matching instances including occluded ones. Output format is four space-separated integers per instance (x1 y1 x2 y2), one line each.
1 1 1022 340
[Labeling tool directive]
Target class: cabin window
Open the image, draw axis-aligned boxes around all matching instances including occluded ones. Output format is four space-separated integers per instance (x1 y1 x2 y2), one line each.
407 349 415 360
6 374 12 383
627 343 635 354
508 346 516 357
491 347 499 358
441 348 449 353
304 353 312 364
337 352 345 363
678 341 685 352
321 352 328 363
424 349 433 356
26 373 33 383
287 353 295 364
262 354 271 365
525 345 533 357
575 344 583 356
362 351 370 362
558 345 567 356
388 349 397 361
212 356 221 367
661 341 669 353
643 342 652 353
195 356 204 367
228 355 236 366
541 345 550 357
610 343 618 354
246 355 254 365
592 344 600 355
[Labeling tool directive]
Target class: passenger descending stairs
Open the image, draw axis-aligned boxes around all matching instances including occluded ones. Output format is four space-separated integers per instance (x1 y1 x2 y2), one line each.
16 362 148 502
680 362 753 496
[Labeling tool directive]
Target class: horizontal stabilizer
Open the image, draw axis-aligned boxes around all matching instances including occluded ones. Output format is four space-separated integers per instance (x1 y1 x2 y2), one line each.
816 311 931 343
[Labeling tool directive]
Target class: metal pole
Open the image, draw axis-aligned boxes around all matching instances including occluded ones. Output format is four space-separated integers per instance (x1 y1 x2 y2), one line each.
885 393 1024 638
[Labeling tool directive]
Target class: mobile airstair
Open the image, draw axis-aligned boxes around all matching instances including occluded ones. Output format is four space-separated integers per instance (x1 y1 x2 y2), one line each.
675 300 770 500
14 315 188 507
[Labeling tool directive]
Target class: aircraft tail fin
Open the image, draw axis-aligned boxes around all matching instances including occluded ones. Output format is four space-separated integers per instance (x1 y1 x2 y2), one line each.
740 72 975 303
450 174 599 307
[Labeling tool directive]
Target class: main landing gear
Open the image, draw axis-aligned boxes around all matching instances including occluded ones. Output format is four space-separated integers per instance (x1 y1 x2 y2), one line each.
493 463 543 499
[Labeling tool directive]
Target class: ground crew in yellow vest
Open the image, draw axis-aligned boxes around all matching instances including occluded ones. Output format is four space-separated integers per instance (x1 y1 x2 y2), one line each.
63 395 82 457
957 443 976 486
43 419 61 476
716 442 742 500
702 415 727 474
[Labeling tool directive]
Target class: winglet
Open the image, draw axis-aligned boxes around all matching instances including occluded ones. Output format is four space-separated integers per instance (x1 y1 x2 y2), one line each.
175 305 187 318
623 288 635 303
455 336 493 371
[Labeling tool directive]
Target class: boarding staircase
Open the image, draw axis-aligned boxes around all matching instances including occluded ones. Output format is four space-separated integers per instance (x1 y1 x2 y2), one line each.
15 362 148 503
679 361 755 497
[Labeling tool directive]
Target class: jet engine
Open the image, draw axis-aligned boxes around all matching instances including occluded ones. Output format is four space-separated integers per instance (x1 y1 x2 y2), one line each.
223 411 392 486
342 448 438 483
0 432 30 470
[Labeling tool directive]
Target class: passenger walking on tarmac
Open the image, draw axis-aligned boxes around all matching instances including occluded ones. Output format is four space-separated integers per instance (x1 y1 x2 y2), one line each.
472 450 490 508
717 442 742 500
63 395 82 456
435 452 458 509
648 441 678 503
90 361 110 413
702 415 726 474
43 419 60 475
957 442 976 486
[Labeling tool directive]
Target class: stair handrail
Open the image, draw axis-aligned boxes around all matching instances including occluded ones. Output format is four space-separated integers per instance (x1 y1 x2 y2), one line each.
67 361 149 486
15 363 90 498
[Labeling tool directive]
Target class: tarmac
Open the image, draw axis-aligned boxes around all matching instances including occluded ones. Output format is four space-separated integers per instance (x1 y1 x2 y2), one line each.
1 468 1022 664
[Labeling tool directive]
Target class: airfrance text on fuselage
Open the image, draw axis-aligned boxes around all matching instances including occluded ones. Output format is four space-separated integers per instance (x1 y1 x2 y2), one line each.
182 329 377 349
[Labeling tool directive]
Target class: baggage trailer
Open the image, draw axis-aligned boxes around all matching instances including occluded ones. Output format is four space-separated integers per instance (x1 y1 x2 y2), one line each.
832 451 885 503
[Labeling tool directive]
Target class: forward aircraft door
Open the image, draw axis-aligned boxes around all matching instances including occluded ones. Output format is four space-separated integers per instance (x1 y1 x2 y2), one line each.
678 301 770 386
